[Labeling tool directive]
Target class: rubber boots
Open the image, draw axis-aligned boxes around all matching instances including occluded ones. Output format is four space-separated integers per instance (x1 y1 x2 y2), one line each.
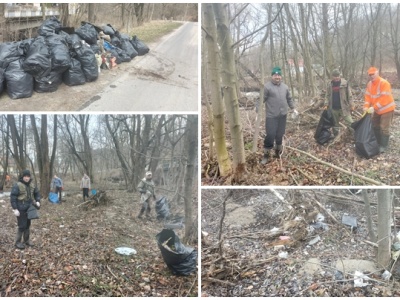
24 228 34 247
274 145 283 158
380 135 389 153
261 149 271 165
15 230 25 249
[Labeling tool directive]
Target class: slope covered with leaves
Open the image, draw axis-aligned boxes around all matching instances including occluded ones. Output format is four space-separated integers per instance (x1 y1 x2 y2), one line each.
201 97 400 186
0 187 197 297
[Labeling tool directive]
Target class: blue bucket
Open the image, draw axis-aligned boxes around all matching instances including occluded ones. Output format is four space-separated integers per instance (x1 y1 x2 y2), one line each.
91 189 97 195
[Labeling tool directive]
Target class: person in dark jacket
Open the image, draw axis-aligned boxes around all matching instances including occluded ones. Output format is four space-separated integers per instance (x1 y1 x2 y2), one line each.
10 169 41 249
262 67 297 164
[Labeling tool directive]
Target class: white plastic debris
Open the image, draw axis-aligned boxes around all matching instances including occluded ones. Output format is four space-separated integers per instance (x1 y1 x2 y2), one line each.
278 251 288 259
308 235 321 246
115 247 137 256
382 270 391 281
316 213 325 222
270 227 280 233
353 271 370 287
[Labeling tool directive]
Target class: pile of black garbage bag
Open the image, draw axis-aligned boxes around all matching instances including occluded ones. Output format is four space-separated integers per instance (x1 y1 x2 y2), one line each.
0 17 150 99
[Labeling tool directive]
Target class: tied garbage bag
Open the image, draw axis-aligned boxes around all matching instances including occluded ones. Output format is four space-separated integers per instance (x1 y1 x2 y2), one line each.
45 33 71 73
130 36 150 56
38 16 61 36
49 192 59 204
0 68 4 95
0 42 22 69
120 38 138 59
27 203 39 220
103 24 116 36
156 229 197 276
22 36 51 78
314 109 335 145
34 71 62 93
5 59 34 99
351 114 379 159
74 41 99 82
62 58 86 86
75 23 98 45
155 196 170 220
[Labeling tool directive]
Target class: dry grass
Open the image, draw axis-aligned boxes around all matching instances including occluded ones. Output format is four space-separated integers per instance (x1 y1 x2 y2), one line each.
129 21 183 43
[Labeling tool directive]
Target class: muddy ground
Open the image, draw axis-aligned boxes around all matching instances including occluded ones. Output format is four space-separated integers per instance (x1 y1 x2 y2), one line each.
201 189 400 297
0 181 198 296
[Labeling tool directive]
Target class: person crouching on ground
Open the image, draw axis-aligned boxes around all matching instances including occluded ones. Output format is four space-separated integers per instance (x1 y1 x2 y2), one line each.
51 174 63 201
80 173 91 201
137 171 156 219
10 169 41 249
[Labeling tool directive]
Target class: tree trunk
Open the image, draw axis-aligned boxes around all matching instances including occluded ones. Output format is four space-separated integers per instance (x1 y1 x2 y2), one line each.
59 4 69 26
88 4 95 23
183 115 197 242
213 3 246 181
377 190 392 268
362 190 377 243
203 3 232 176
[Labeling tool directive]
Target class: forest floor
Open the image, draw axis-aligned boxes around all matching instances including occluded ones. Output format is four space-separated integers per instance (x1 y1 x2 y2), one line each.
201 84 400 186
0 182 198 296
201 189 400 297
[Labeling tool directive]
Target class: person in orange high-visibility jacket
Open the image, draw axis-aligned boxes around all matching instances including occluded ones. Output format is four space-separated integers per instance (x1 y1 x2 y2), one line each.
364 67 396 153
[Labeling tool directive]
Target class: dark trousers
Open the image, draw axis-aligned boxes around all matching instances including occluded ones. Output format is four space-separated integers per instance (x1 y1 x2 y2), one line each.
264 115 287 149
83 188 89 200
55 186 62 201
17 211 31 231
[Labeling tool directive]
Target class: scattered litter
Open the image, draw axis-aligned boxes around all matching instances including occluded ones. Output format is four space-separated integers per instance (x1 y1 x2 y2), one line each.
279 236 290 240
59 225 64 228
310 222 329 231
335 270 344 281
342 215 357 228
353 271 370 287
115 247 137 256
308 235 321 246
278 251 288 259
392 242 400 251
382 270 391 281
270 227 280 233
315 213 325 222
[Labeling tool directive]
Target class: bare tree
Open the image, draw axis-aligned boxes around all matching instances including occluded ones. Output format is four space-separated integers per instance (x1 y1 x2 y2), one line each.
377 190 392 268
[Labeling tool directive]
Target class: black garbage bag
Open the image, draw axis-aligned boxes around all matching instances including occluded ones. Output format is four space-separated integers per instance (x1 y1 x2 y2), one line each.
111 35 122 48
75 23 98 45
103 24 116 36
90 44 101 54
46 33 71 73
34 71 62 93
59 30 74 47
0 42 22 69
73 41 99 82
351 114 380 159
155 196 170 220
156 229 197 276
62 57 86 86
0 68 5 95
38 16 61 36
112 47 131 63
5 59 34 99
69 33 83 48
18 38 34 56
314 109 335 145
109 49 122 64
130 35 150 56
120 38 138 59
22 36 52 78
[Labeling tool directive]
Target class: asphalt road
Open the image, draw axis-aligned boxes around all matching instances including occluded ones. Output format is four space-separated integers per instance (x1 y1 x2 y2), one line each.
82 21 198 112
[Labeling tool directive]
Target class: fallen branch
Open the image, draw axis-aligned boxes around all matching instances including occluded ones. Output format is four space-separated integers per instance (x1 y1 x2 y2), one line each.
203 277 236 286
287 146 385 186
362 240 378 248
311 194 339 224
107 265 119 280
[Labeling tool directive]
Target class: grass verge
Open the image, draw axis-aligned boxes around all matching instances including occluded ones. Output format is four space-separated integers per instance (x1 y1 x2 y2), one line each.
130 21 183 43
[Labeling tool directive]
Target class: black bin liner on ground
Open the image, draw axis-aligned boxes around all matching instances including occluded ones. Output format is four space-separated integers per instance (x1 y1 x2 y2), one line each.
314 109 335 145
155 196 170 220
62 58 86 86
34 71 62 93
114 47 131 63
130 36 150 56
103 24 116 36
5 59 34 99
75 23 98 45
156 229 197 276
111 35 122 48
73 41 99 82
38 16 61 36
0 42 22 69
46 33 71 73
0 68 5 95
120 38 138 59
22 36 51 78
351 114 380 159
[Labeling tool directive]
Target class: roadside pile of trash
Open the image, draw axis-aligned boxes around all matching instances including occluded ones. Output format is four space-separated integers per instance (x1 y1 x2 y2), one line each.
0 17 150 99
